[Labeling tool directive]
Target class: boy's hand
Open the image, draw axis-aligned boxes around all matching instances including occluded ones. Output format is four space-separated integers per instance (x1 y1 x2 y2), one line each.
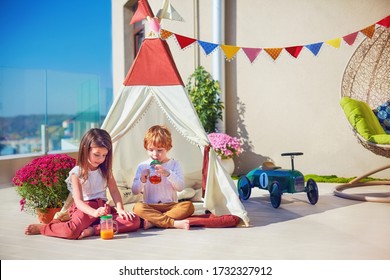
155 164 170 177
140 169 150 183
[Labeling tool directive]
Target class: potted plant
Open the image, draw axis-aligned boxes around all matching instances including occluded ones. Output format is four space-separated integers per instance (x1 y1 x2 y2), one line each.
12 154 76 223
186 66 224 133
208 132 242 175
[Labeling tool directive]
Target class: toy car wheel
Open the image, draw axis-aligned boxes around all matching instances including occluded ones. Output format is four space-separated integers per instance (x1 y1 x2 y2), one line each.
270 182 282 208
237 176 252 200
306 178 319 205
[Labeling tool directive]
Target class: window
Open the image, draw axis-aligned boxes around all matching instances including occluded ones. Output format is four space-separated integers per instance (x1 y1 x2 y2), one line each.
0 68 111 156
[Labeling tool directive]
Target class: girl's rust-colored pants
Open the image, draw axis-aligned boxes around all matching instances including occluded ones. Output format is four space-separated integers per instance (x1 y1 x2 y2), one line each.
40 199 141 239
133 201 195 228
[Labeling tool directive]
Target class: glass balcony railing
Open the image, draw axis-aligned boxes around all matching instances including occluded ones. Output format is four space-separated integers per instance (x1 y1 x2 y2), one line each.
0 67 113 157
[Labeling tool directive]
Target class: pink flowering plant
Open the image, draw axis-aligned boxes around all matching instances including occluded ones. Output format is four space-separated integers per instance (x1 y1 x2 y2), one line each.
208 132 242 159
12 154 76 215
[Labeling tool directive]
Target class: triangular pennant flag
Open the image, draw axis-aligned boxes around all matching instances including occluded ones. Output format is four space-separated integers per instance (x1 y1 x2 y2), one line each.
198 40 219 55
360 24 375 39
343 32 359 45
285 46 303 58
326 38 341 48
157 1 184 22
160 29 173 40
242 47 262 63
377 15 390 28
305 42 323 56
220 45 241 60
149 17 161 33
130 0 155 24
174 33 197 49
264 48 283 61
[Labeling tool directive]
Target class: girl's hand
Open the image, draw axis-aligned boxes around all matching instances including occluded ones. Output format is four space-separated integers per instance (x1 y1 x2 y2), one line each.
117 209 136 221
94 206 108 217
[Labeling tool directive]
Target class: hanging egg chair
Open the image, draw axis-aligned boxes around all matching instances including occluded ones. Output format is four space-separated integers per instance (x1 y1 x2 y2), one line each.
334 26 390 202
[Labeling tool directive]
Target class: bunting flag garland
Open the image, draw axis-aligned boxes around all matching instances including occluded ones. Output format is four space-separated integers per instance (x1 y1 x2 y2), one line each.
343 32 359 45
174 33 197 49
360 24 376 38
242 47 262 63
264 48 283 61
285 46 303 58
326 38 341 48
305 42 323 56
198 40 219 55
129 0 155 24
220 45 241 60
377 15 390 27
160 14 390 63
160 29 173 40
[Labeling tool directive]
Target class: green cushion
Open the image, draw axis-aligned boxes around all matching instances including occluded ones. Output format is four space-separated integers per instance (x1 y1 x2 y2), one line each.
340 97 387 143
368 134 390 145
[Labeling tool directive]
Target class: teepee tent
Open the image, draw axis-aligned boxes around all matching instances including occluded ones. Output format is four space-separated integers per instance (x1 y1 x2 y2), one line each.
101 37 249 225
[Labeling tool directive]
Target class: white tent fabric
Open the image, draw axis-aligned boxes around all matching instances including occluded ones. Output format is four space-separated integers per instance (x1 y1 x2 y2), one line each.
101 39 249 225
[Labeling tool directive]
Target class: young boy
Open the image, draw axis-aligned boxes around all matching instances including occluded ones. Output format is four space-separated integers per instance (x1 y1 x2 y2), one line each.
132 125 194 230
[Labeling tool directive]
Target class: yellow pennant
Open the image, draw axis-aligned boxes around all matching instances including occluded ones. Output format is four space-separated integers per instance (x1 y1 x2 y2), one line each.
360 24 375 39
160 29 173 40
264 48 283 60
325 38 341 48
220 45 241 60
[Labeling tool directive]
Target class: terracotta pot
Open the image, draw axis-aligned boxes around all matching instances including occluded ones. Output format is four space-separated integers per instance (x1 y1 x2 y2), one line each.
37 208 61 224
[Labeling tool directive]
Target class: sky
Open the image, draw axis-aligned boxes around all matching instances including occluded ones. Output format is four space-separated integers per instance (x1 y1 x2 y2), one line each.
0 0 113 89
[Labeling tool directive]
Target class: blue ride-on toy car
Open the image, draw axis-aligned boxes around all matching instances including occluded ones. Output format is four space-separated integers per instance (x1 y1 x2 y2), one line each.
237 152 319 208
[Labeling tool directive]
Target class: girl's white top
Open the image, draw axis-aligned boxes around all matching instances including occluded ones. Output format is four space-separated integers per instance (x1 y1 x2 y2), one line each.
132 159 184 204
66 166 108 201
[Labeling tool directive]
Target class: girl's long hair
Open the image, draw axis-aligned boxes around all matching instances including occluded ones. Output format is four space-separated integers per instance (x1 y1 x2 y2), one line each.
77 128 113 180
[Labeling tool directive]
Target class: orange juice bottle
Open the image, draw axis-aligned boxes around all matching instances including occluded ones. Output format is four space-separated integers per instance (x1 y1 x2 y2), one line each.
100 214 118 239
100 229 114 239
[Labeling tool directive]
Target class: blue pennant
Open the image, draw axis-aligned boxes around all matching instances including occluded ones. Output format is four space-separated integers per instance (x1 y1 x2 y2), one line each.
197 40 219 55
305 42 323 56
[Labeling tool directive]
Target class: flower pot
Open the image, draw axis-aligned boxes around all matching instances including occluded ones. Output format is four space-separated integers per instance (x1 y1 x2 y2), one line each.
37 208 62 224
221 158 235 175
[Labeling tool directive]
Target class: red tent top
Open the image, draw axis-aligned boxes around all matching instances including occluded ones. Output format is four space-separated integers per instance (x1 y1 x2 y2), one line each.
123 38 184 86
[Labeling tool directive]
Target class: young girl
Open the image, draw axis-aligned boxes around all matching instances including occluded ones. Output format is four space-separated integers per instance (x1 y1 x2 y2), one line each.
25 128 140 239
132 125 194 230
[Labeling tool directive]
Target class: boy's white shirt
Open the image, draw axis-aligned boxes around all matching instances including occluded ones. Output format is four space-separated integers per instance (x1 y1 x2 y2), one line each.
132 159 184 203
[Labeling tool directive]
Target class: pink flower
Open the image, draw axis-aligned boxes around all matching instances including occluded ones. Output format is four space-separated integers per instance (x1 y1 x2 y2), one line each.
20 198 26 212
208 133 242 159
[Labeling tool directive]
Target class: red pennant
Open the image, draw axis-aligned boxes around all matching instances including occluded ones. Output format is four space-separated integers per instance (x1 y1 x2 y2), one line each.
377 15 390 28
285 46 303 58
343 32 359 45
130 0 155 24
174 34 197 49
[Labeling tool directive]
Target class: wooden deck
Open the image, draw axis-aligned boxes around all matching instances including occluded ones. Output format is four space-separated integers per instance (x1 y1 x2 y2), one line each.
1 182 390 260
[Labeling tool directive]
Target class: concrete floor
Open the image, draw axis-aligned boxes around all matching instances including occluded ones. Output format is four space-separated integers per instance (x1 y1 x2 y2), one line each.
1 182 389 260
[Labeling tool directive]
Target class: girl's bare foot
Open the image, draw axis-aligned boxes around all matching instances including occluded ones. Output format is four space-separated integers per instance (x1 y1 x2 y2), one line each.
78 227 95 239
143 219 155 230
25 224 43 235
173 219 190 230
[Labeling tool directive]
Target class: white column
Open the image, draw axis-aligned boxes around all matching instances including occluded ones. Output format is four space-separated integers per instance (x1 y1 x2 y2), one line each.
212 0 225 132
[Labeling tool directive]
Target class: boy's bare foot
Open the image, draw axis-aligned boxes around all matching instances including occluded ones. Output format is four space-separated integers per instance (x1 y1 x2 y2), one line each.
173 219 190 230
78 227 95 239
143 219 155 230
25 224 43 235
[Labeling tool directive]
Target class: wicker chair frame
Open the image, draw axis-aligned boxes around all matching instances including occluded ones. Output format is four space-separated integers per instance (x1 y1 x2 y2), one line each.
334 26 390 202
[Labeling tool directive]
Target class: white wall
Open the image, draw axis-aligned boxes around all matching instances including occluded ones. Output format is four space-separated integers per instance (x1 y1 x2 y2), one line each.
113 0 390 178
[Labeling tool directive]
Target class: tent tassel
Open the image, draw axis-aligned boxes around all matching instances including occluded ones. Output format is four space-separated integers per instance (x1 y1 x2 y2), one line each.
202 145 211 197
